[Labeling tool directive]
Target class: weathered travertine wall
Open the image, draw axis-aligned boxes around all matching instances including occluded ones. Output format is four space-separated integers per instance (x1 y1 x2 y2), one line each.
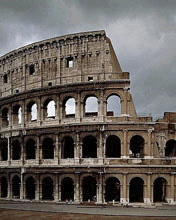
0 31 176 205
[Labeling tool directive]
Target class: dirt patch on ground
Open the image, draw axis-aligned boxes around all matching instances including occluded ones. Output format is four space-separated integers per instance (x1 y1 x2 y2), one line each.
0 209 176 220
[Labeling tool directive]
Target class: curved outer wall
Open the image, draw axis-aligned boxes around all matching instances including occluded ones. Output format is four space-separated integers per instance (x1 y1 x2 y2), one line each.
0 30 176 205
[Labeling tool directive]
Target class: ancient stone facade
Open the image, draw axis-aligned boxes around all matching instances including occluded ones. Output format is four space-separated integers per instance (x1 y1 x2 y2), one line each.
0 30 176 204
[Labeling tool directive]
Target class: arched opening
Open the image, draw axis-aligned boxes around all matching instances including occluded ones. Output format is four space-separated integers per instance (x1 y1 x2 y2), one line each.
153 177 167 203
64 98 75 118
82 176 97 202
0 141 8 161
3 74 8 83
29 64 35 75
107 95 121 116
106 135 121 158
82 136 97 158
130 135 144 158
26 139 36 160
12 140 21 160
2 108 9 127
43 99 55 119
165 140 176 157
26 176 35 200
85 96 98 117
27 102 37 121
42 177 54 200
42 138 54 159
12 105 22 125
61 177 74 201
129 177 144 203
1 176 8 198
12 175 20 198
105 177 120 202
61 136 74 158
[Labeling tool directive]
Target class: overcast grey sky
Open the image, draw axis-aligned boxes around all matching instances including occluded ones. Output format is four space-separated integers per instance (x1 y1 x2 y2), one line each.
0 0 176 119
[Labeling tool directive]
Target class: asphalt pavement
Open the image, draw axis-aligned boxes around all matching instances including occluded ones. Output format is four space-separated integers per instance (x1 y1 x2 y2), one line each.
0 200 176 217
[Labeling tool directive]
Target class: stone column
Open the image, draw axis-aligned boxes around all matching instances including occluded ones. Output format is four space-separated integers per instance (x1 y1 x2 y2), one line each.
35 174 40 201
76 92 81 122
55 134 59 162
58 176 61 202
121 172 128 204
98 131 103 163
20 173 24 199
122 87 128 115
55 174 59 201
145 172 152 204
74 173 80 203
170 172 175 203
39 175 42 200
122 129 128 159
99 90 104 121
97 172 103 204
21 137 24 165
145 129 153 159
36 135 40 164
58 141 61 164
7 136 11 165
56 95 60 120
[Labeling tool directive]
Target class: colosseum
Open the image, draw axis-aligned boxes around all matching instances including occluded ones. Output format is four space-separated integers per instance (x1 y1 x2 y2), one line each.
0 30 176 205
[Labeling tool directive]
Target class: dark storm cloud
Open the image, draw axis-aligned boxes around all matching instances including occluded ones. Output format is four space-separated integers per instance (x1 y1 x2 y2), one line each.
0 0 176 118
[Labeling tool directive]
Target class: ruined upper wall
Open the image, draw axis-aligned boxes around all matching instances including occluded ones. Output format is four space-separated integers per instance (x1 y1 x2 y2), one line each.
0 30 128 98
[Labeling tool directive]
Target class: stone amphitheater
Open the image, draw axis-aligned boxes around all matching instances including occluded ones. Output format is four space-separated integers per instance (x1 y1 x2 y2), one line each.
0 30 176 205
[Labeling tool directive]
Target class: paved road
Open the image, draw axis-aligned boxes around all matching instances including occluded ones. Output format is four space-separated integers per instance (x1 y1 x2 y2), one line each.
0 200 176 217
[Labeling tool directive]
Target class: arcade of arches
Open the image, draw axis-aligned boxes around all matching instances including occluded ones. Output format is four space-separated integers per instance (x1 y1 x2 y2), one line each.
0 174 173 204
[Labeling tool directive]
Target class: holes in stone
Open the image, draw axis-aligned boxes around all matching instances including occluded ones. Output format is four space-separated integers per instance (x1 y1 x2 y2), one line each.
153 177 167 202
42 138 54 159
61 136 74 159
42 177 54 200
106 135 121 158
1 176 8 198
0 141 8 161
48 82 52 87
82 176 97 202
26 139 36 160
82 135 97 158
13 105 22 125
29 64 35 75
85 96 98 117
27 102 37 121
61 177 74 201
3 74 8 83
64 98 75 118
130 135 144 158
66 57 73 68
129 177 144 203
2 108 9 127
165 139 176 157
107 95 121 116
88 76 93 81
105 177 120 202
44 100 55 119
12 140 21 160
12 175 20 199
26 176 35 200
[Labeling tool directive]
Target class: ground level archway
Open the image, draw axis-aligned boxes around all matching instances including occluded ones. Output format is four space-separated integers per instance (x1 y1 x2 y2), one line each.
129 177 144 203
42 177 54 200
26 176 35 200
61 177 74 201
82 176 97 202
153 177 167 202
105 177 120 202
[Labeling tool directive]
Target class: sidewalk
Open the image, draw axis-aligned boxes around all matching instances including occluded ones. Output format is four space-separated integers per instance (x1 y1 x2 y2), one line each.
0 200 176 217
